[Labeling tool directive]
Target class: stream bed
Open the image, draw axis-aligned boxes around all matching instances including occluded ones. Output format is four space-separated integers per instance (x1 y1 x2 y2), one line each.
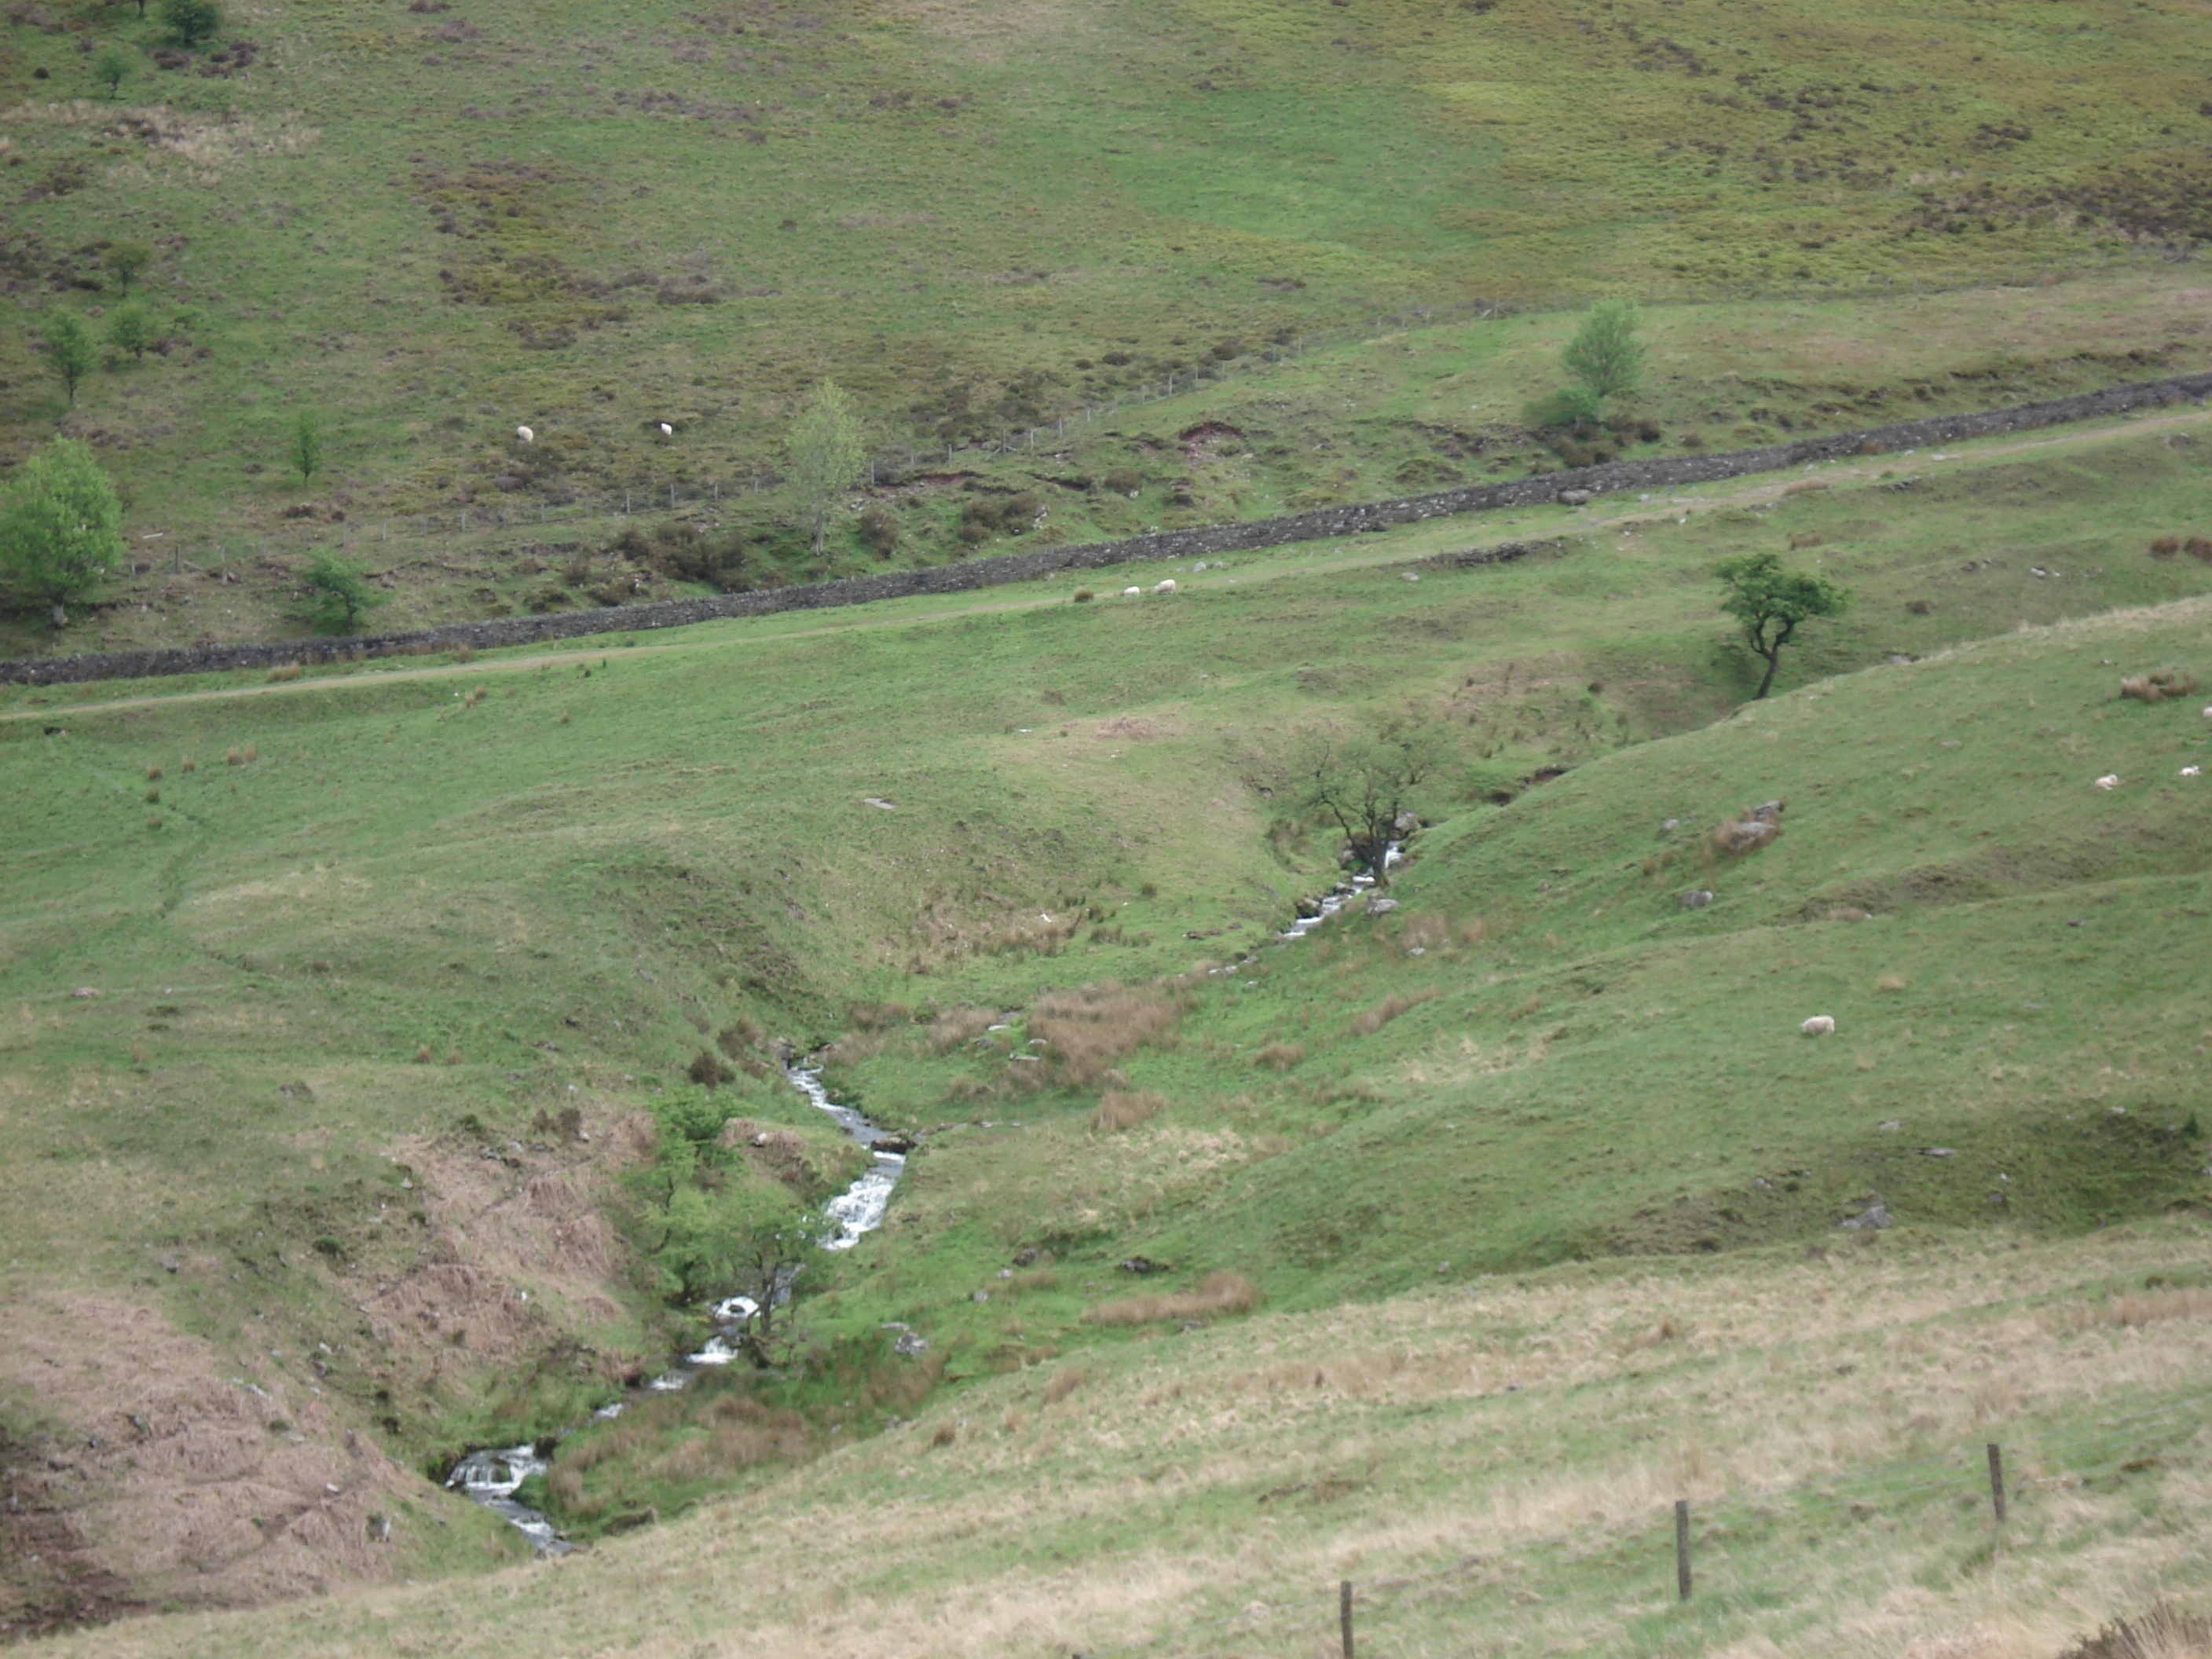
450 847 1397 1547
445 1062 902 1549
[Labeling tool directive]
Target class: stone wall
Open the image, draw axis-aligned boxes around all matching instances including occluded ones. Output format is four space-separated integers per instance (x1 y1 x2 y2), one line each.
6 368 2208 689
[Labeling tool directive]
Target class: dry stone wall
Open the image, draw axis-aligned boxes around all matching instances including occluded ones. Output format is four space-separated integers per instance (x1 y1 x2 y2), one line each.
6 370 2209 689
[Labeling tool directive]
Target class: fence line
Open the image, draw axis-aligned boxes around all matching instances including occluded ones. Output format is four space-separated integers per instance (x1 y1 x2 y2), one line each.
120 252 2175 570
1070 1387 2212 1658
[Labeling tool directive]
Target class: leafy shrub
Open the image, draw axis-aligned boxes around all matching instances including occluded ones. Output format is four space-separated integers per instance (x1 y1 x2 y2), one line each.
856 505 899 556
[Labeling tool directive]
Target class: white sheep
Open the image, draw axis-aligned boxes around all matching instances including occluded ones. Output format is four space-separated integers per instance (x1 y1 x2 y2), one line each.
2095 774 2119 790
2184 766 2203 778
1122 586 1141 597
1152 578 1177 595
515 425 535 444
657 422 674 438
1801 1016 1836 1037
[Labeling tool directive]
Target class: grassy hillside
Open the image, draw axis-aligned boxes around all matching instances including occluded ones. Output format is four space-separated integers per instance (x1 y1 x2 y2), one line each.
3 405 2210 1635
28 1219 2212 1659
3 0 2210 651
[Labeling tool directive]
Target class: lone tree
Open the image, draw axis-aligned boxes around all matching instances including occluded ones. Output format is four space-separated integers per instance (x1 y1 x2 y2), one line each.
291 409 323 484
1561 297 1646 416
0 439 125 629
1285 720 1449 886
93 46 132 99
1715 551 1850 698
106 304 152 364
783 379 867 559
41 313 96 408
104 241 152 293
157 0 219 45
299 551 383 634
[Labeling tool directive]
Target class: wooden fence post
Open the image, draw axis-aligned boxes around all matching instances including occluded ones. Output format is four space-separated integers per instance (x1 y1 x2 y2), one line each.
1987 1444 2006 1525
1340 1579 1354 1659
1675 1500 1692 1601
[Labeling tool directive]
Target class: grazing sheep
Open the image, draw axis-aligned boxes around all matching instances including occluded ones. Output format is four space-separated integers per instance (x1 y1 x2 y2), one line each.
1801 1015 1836 1037
515 424 535 444
657 422 674 437
1152 578 1177 595
2095 774 2119 790
2184 766 2203 778
1122 586 1141 596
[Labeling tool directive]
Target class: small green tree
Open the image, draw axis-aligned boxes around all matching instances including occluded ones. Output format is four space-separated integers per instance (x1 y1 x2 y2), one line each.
1561 297 1646 416
104 241 152 294
93 46 132 99
41 313 97 408
1284 720 1450 886
1715 551 1850 699
0 439 125 629
106 304 152 364
291 410 323 484
783 379 868 559
158 0 219 45
298 552 383 634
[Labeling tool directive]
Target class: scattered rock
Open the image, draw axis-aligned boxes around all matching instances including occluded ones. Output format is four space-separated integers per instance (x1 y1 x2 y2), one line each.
1119 1255 1169 1275
1365 895 1399 916
1558 489 1592 507
893 1331 929 1355
1679 889 1713 909
1011 1247 1042 1267
1839 1196 1891 1231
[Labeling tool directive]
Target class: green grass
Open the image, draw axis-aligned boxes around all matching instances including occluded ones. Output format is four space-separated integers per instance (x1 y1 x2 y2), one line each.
4 389 2212 1636
4 0 2211 653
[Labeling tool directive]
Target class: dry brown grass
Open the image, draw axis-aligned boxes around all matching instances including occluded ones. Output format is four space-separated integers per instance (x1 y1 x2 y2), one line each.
2190 537 2212 565
2058 1601 2212 1659
1253 1040 1306 1071
1875 972 1909 991
145 764 162 782
178 756 194 773
923 1005 999 1055
266 662 301 683
1029 983 1182 1086
1349 990 1436 1037
1042 1366 1087 1405
224 746 243 765
2119 667 2199 703
1085 1270 1262 1327
1090 1090 1166 1133
2148 536 2183 558
2051 1285 2212 1333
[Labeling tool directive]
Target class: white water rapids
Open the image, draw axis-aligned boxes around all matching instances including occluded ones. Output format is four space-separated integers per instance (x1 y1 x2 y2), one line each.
446 1062 903 1548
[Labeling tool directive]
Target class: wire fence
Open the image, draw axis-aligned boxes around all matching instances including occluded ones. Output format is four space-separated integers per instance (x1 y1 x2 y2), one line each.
125 251 2175 577
1063 1388 2211 1659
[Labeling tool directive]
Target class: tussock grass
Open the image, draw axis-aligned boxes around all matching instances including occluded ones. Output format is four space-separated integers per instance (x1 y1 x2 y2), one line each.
1028 984 1182 1087
1086 1271 1262 1328
1090 1090 1166 1133
1348 990 1437 1038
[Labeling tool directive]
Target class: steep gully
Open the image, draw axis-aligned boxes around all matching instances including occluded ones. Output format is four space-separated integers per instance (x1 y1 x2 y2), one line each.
449 855 1391 1547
